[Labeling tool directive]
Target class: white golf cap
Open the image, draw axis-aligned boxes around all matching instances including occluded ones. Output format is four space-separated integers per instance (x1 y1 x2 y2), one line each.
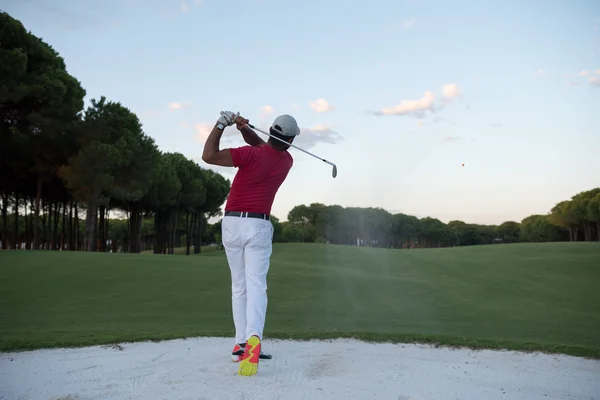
271 114 301 137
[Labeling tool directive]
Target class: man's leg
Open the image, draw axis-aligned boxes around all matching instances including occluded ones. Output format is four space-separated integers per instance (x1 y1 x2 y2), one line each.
221 217 247 345
237 219 273 376
243 219 274 341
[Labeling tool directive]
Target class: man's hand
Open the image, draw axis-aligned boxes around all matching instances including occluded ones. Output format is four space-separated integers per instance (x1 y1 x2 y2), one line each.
218 111 239 127
235 116 266 147
202 111 239 167
235 115 250 131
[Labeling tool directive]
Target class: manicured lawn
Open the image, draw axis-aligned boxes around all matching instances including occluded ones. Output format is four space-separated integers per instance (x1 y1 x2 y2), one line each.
1 242 599 357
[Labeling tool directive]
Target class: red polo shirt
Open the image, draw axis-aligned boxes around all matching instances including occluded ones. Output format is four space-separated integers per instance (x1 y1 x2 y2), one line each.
225 144 293 215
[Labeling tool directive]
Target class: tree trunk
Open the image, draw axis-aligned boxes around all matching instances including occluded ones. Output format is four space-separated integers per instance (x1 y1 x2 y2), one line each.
165 211 170 254
128 203 142 254
193 212 198 254
85 201 98 252
153 211 161 254
25 199 31 249
162 211 169 254
61 202 67 250
153 213 160 254
13 194 19 249
42 200 49 250
170 211 179 254
52 201 60 250
1 192 8 250
162 211 168 254
98 205 106 252
185 211 190 255
32 177 43 249
67 203 73 250
105 208 110 252
195 212 202 254
74 204 80 251
567 227 573 242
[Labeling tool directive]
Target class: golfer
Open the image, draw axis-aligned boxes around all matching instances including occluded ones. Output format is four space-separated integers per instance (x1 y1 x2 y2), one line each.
202 110 300 376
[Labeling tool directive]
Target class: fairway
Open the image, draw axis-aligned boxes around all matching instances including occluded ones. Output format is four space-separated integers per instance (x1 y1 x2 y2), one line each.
1 243 599 358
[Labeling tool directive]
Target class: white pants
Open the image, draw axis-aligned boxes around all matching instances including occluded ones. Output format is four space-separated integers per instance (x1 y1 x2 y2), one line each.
221 215 274 344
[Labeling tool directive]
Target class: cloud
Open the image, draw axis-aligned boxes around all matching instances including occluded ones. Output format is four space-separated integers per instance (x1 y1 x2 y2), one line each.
294 125 343 149
308 98 335 113
259 105 274 116
402 18 415 29
169 102 190 111
374 91 436 117
194 123 212 142
491 123 503 128
193 122 240 144
442 136 461 143
441 84 461 101
534 68 546 77
373 84 462 117
568 68 600 87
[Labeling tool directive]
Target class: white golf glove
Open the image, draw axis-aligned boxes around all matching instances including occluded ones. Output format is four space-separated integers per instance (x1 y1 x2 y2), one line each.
218 111 239 127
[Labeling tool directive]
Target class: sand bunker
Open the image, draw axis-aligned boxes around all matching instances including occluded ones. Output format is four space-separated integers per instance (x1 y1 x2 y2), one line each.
1 337 598 399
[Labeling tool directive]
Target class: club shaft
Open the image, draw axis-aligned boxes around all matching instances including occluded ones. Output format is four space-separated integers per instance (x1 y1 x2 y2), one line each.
248 124 335 167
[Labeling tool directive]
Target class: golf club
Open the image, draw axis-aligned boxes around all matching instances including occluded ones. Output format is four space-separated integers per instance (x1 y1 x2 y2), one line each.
247 123 338 178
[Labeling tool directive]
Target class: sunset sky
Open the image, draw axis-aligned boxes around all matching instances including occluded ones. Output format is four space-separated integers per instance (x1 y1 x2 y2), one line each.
4 0 599 224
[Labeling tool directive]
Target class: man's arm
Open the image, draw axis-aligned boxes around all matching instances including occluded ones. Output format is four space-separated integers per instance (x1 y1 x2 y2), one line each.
239 125 266 147
202 124 234 167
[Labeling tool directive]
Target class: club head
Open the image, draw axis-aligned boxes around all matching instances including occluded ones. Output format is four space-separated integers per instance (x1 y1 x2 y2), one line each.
332 165 337 178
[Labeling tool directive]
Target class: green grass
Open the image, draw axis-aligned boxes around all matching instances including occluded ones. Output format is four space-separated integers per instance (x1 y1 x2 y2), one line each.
1 242 599 358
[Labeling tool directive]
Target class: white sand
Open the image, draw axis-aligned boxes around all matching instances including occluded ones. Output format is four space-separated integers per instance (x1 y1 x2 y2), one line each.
1 337 598 400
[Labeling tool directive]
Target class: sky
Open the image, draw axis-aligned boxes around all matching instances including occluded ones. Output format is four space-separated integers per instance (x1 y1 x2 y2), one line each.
3 0 599 225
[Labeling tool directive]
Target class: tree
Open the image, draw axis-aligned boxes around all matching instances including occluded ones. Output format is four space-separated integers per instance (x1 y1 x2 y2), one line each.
587 192 600 242
59 97 158 252
193 169 230 253
570 189 600 242
520 215 568 242
287 204 311 242
419 217 451 248
497 221 521 243
391 213 422 248
1 12 86 249
141 153 182 254
1 12 232 254
549 201 579 241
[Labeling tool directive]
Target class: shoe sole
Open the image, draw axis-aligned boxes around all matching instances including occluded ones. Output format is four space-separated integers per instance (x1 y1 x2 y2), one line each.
238 336 261 376
232 353 272 362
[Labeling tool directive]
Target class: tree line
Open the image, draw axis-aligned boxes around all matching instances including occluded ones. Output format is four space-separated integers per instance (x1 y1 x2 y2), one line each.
267 187 600 247
0 12 230 254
